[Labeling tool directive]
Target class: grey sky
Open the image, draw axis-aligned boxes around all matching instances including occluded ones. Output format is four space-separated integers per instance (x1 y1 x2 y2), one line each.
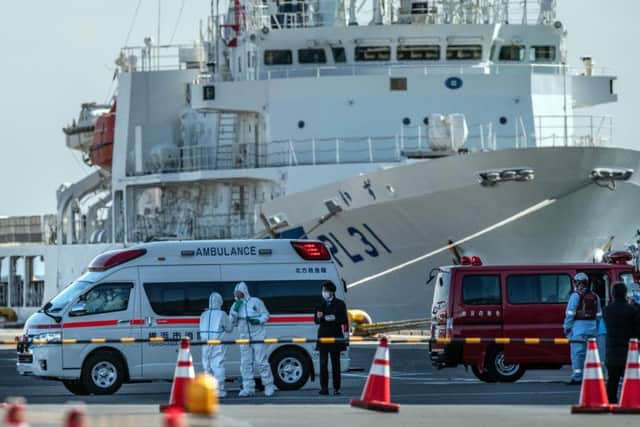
0 1 638 217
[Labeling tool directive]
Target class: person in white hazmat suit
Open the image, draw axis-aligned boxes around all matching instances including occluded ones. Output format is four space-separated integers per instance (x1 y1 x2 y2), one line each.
199 292 233 397
229 282 276 397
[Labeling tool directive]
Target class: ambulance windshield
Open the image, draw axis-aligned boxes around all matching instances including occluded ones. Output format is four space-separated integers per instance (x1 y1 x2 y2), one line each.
46 280 92 313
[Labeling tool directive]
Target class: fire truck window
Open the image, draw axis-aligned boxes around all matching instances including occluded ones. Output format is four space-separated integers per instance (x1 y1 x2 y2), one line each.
587 273 609 306
461 275 500 305
506 274 571 304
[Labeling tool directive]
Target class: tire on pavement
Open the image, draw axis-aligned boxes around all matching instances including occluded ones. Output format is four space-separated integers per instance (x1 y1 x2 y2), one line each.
270 347 311 391
81 350 125 395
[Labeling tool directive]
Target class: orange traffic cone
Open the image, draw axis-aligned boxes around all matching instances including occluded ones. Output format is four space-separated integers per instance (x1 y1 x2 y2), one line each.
4 398 28 427
612 338 640 413
163 407 186 427
160 338 195 412
350 337 399 413
64 406 87 427
571 338 610 413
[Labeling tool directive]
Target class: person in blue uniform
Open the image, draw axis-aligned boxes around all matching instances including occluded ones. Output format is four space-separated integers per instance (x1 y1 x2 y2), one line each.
564 272 603 384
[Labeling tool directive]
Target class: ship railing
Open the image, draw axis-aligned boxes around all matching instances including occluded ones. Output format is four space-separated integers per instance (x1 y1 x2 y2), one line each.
240 1 552 28
395 0 552 26
133 115 613 176
119 44 207 72
127 213 256 243
533 115 613 148
257 62 611 81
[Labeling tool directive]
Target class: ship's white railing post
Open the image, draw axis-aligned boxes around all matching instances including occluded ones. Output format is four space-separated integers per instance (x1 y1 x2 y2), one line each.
368 137 373 162
400 125 405 151
336 138 340 164
537 116 543 147
519 116 528 148
311 138 316 165
395 135 400 160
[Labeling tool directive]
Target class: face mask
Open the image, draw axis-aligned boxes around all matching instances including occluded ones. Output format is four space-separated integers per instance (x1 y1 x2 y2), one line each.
322 291 332 301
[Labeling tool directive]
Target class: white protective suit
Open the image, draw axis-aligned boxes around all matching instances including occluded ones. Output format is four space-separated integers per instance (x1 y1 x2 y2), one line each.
199 292 232 396
229 282 275 396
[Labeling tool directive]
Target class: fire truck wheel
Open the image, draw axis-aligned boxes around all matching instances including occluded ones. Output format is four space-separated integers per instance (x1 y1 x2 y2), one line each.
470 365 497 383
486 347 526 383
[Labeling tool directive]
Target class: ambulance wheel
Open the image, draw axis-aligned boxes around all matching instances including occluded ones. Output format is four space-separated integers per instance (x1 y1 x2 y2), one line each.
62 379 89 395
486 347 526 383
270 347 310 391
470 366 497 383
81 351 125 395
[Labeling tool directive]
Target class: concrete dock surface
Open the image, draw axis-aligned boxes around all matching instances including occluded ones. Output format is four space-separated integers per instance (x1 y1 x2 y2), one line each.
8 404 638 427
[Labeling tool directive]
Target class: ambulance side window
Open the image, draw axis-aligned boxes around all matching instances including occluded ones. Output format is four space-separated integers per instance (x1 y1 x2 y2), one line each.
143 280 326 316
76 283 133 315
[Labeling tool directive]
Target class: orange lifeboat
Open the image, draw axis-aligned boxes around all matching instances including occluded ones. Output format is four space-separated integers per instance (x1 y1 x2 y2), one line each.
90 102 116 169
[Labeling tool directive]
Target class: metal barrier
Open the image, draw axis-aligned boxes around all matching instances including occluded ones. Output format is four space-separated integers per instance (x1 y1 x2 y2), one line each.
9 337 585 346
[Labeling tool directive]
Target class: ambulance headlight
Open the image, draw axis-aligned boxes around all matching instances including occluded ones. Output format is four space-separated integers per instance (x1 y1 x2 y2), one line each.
33 333 61 343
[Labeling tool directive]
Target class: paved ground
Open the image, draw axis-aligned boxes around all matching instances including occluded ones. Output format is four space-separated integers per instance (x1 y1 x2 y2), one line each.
3 404 636 427
0 345 583 406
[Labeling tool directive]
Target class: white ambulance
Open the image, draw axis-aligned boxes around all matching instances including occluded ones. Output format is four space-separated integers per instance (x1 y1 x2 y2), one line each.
16 240 350 395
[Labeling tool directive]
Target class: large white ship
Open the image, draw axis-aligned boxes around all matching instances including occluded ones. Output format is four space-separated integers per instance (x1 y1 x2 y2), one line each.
1 0 636 322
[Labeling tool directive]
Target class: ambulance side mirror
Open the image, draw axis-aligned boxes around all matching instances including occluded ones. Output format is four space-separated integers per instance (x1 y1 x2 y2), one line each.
69 302 87 317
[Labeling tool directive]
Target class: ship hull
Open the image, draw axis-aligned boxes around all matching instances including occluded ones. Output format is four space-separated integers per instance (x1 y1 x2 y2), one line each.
261 147 640 320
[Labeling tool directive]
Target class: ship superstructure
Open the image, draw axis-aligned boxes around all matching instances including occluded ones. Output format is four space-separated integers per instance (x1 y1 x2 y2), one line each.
0 0 632 321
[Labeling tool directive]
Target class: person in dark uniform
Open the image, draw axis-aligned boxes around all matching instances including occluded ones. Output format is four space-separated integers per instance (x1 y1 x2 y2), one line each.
604 282 640 403
314 281 348 395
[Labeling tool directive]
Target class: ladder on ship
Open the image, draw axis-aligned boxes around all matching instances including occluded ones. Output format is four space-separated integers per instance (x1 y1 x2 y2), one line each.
215 113 239 169
229 184 252 237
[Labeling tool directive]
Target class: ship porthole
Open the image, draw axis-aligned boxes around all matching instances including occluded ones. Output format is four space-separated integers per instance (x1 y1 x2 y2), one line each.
298 120 305 129
423 117 429 126
402 117 411 126
499 116 508 125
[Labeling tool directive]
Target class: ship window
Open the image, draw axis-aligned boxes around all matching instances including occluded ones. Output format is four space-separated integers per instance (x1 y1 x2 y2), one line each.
332 47 347 63
397 45 440 61
390 77 407 91
298 48 327 64
499 45 525 62
355 46 391 61
446 45 482 60
203 86 215 101
530 45 556 62
264 49 293 65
